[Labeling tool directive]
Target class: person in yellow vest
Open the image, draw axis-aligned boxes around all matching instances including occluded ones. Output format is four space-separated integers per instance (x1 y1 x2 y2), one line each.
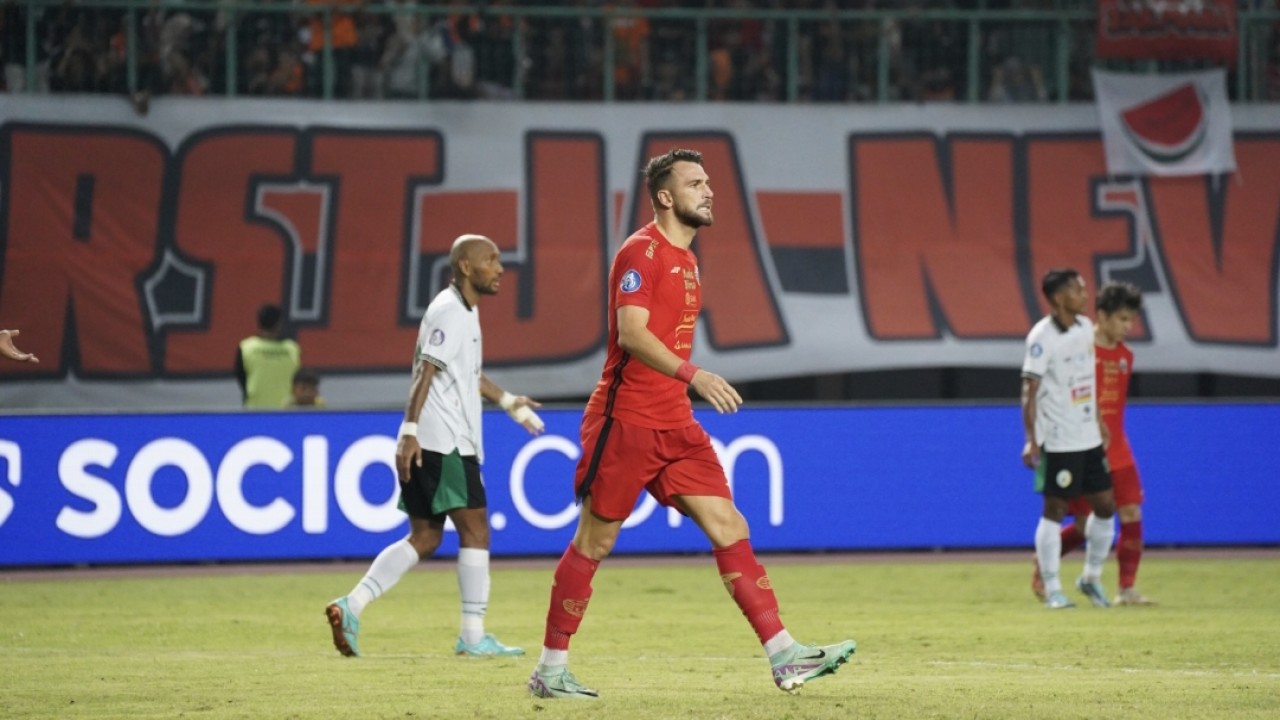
235 304 301 408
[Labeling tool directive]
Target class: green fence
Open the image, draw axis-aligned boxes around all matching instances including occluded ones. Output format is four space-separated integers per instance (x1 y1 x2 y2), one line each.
9 1 1280 103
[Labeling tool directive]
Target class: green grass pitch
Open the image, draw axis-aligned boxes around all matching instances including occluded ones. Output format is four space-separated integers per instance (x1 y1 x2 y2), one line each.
2 552 1277 719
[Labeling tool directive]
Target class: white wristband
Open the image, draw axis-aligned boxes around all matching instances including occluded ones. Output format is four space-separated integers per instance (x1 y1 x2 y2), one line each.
398 421 419 438
498 391 517 411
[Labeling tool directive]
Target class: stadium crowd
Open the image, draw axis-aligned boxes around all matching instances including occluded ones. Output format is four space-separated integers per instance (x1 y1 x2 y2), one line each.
2 0 1278 104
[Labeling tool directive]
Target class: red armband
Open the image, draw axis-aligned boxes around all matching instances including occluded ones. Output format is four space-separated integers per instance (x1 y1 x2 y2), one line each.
674 361 699 384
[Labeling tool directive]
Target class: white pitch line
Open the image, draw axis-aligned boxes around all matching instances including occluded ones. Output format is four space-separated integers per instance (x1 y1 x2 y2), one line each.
927 660 1280 679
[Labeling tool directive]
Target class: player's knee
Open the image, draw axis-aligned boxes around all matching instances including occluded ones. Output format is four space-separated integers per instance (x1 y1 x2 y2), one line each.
407 532 441 558
573 535 615 562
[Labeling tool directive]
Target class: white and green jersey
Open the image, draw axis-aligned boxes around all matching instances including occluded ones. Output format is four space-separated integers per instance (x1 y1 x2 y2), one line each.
414 284 484 462
1021 314 1101 453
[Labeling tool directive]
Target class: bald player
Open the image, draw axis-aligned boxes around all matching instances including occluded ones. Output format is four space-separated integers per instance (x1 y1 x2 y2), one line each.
325 234 545 658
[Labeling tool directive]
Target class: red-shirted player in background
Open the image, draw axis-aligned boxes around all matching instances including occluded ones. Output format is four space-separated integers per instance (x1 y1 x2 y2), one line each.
527 149 856 700
1033 281 1155 606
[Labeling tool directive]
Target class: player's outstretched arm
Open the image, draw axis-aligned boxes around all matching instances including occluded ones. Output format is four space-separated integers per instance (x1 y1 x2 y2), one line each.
616 306 742 414
0 329 38 363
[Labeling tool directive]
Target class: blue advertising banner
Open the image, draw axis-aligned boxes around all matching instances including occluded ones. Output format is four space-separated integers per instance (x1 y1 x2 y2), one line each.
0 404 1276 566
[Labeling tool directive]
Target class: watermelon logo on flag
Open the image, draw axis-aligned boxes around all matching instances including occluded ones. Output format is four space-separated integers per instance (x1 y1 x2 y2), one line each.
1092 68 1235 178
1119 83 1208 165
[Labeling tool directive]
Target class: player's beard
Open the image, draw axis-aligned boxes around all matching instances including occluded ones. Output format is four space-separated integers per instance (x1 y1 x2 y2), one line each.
470 276 500 296
675 202 713 229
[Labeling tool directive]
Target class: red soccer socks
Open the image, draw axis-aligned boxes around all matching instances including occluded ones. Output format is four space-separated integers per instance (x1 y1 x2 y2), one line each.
543 544 599 650
713 539 785 644
1117 520 1143 590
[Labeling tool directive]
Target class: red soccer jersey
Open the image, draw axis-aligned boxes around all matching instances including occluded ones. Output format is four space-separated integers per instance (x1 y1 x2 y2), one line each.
1096 340 1135 469
584 222 701 429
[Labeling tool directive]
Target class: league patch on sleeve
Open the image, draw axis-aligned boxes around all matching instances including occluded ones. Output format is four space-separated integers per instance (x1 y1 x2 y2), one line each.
1029 342 1043 358
429 328 446 346
620 269 642 293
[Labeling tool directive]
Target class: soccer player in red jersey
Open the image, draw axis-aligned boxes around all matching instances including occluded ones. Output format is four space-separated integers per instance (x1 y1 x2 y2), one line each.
1032 281 1154 605
526 149 855 699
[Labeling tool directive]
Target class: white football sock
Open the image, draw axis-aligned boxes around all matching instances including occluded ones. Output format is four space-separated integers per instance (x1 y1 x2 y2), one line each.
347 539 419 617
457 547 490 644
1083 513 1115 581
763 629 795 658
538 647 569 669
1035 517 1063 594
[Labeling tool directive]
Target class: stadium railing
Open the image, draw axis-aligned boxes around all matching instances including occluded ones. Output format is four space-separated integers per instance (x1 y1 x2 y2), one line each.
6 1 1280 103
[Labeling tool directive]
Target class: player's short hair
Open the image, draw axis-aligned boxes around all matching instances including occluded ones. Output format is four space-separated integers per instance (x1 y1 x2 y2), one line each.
1040 268 1080 301
292 367 320 387
1096 281 1143 314
644 148 703 204
257 304 282 331
449 234 493 277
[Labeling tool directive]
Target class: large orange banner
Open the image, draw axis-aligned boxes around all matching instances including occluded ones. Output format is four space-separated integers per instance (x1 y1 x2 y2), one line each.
1 99 1276 408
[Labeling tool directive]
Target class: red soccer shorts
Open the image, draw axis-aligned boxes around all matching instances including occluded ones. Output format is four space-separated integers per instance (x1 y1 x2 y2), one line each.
573 413 731 521
1066 464 1143 516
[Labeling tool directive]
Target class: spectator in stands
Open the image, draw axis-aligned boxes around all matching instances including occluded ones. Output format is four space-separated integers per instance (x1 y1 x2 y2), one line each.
606 0 650 100
48 23 100 92
807 11 851 102
649 47 692 100
460 3 522 100
381 3 426 99
902 18 965 102
988 56 1046 102
267 42 307 96
350 8 389 98
235 304 301 409
0 329 37 363
305 0 359 96
286 367 325 408
527 18 575 99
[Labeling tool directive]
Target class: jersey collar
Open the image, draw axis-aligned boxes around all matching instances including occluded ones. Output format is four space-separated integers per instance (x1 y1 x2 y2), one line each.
1050 314 1080 333
450 282 473 311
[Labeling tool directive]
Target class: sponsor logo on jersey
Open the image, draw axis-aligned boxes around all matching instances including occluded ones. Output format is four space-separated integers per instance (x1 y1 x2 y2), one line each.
1056 469 1073 488
429 328 445 346
620 269 642 293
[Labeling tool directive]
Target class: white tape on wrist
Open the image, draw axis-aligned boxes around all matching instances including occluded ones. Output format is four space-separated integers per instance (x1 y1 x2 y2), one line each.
398 421 419 438
511 404 545 431
498 391 517 411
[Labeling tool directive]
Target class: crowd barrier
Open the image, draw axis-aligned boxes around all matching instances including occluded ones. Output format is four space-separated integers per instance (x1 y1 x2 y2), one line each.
0 403 1276 566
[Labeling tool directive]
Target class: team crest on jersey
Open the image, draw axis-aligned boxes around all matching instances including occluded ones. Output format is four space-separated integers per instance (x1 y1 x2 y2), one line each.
429 329 445 346
1055 469 1072 488
620 269 642 293
1029 343 1043 358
